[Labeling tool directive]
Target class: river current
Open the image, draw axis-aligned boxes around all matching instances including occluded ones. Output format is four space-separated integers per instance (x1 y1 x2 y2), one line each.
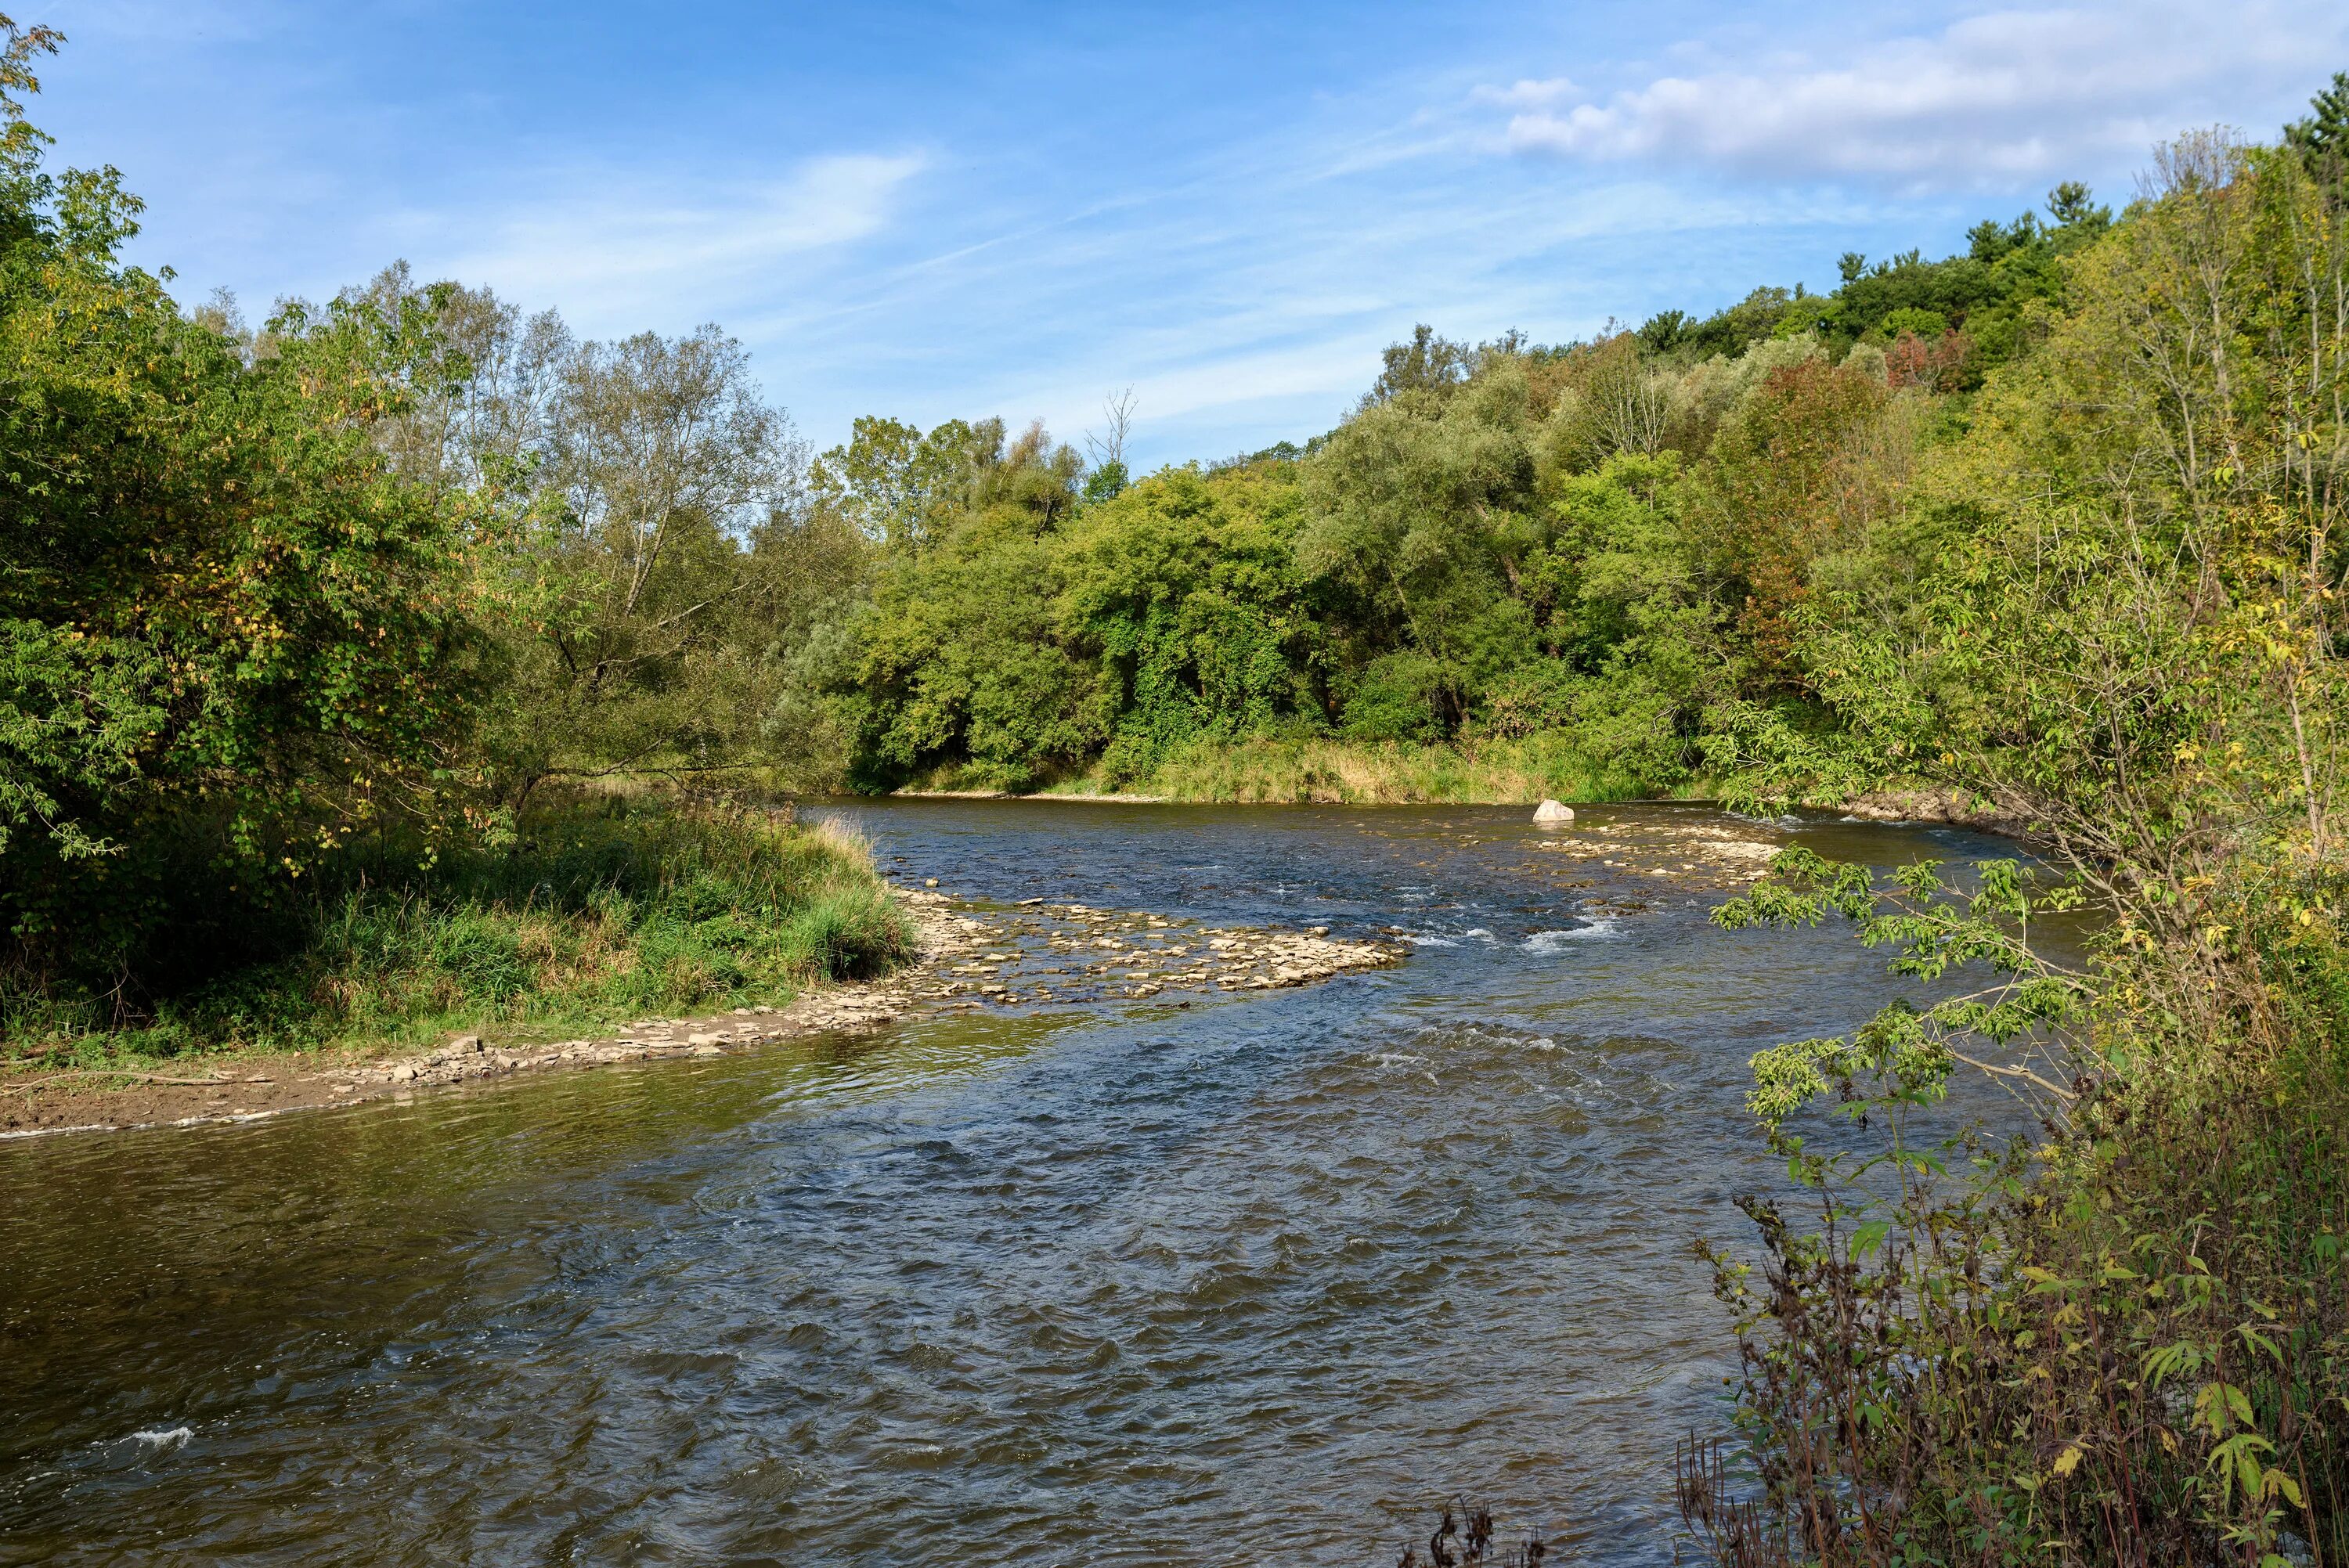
0 802 2015 1564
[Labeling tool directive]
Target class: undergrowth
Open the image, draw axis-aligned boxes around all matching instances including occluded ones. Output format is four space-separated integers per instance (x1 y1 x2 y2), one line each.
1 798 912 1069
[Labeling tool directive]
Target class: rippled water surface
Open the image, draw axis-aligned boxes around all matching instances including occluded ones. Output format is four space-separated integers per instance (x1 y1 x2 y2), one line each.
0 802 2015 1564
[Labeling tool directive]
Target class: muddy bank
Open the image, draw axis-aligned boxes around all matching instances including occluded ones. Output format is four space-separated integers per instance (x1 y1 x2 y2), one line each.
0 888 1398 1138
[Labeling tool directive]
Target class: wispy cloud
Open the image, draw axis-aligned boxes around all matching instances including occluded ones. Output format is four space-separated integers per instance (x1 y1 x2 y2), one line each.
1488 3 2346 190
1470 77 1579 110
430 153 927 328
64 0 2337 469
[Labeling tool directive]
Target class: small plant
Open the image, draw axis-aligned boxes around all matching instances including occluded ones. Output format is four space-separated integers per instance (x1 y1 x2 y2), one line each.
1395 1497 1550 1567
1681 847 2349 1566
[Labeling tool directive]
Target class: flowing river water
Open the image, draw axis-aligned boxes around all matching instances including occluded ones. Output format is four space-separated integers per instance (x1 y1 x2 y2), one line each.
0 802 2021 1565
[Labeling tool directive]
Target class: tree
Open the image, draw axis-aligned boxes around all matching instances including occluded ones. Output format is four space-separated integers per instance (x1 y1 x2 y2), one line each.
0 16 489 985
809 414 1009 552
2044 178 2110 230
2285 68 2349 168
1365 323 1472 403
1636 308 1690 354
474 325 806 802
1082 387 1137 502
1692 357 1900 679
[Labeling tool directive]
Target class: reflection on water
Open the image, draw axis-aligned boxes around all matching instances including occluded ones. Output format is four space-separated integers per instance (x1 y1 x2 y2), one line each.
0 802 2021 1564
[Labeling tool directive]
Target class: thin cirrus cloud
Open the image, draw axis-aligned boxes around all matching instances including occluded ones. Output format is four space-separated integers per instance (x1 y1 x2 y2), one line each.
1487 3 2346 190
431 152 928 331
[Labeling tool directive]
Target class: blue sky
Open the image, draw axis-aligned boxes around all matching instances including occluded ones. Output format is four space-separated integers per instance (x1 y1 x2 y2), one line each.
34 0 2349 468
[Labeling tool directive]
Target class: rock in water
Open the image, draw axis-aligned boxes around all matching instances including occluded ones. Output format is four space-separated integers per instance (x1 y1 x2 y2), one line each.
1533 798 1575 824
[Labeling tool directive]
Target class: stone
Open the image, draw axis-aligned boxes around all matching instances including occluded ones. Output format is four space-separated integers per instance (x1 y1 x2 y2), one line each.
687 1031 722 1047
1533 799 1576 824
451 1034 485 1052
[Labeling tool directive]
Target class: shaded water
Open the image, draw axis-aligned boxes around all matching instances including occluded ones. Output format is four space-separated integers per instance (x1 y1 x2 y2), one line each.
0 802 2021 1564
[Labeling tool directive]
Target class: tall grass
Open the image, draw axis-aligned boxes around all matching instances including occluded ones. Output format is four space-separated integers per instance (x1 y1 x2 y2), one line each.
1067 734 1701 804
4 800 913 1068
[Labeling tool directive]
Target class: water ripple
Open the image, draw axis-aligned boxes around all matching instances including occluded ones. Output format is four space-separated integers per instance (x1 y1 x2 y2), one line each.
0 802 2021 1564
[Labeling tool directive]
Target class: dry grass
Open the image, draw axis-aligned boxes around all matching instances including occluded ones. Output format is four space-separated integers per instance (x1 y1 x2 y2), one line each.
1041 736 1704 805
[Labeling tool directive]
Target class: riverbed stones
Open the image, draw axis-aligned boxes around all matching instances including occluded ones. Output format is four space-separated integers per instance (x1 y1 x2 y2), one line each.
1531 817 1787 886
3 872 1402 1137
1533 799 1575 824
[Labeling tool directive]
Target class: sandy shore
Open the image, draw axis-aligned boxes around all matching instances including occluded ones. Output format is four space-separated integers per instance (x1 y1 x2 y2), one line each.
0 887 1398 1139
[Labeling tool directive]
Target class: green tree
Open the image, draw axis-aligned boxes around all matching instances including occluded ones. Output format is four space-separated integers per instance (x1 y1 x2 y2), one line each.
2286 68 2349 169
0 17 489 986
1057 463 1319 777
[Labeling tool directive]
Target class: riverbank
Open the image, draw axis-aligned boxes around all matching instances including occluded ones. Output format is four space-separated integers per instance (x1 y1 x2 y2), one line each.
892 738 2024 834
2 800 913 1087
0 885 1399 1137
897 735 1704 806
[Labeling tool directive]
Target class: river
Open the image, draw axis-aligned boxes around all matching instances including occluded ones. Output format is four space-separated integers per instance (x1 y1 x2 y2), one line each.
0 801 2019 1565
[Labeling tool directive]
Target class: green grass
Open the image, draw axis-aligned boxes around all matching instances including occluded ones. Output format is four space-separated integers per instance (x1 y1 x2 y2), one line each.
4 800 914 1070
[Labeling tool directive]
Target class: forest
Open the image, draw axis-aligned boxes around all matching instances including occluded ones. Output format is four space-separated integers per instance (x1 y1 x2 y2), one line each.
9 2 2349 1552
814 178 2116 802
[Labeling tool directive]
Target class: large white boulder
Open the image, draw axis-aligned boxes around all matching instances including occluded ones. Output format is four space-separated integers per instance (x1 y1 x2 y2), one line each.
1532 798 1575 824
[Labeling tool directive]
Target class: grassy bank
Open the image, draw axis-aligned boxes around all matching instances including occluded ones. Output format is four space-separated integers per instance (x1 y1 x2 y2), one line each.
3 799 914 1072
904 735 1708 805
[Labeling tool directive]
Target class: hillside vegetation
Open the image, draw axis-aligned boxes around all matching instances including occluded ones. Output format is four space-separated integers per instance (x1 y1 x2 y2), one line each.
808 189 2116 800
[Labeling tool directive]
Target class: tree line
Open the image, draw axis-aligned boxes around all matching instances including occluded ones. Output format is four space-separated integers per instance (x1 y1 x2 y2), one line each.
802 171 2118 795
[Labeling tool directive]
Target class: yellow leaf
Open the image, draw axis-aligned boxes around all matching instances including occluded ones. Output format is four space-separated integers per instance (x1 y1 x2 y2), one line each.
2051 1444 2083 1477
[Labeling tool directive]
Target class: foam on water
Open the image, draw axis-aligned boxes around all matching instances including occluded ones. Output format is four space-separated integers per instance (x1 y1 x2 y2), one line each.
1524 919 1622 951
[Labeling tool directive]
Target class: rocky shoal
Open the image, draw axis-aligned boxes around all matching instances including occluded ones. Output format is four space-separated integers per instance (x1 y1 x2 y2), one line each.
2 887 1400 1134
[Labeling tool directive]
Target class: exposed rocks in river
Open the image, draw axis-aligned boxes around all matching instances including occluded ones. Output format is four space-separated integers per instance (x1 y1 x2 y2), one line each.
1 884 1401 1137
1838 786 2027 837
1530 818 1788 887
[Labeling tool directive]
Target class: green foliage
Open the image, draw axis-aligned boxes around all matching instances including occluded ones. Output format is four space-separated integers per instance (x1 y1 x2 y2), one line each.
0 30 909 1041
7 798 911 1064
1682 120 2349 1568
809 156 2163 800
1060 464 1320 780
2287 70 2349 168
0 26 493 990
810 413 1011 553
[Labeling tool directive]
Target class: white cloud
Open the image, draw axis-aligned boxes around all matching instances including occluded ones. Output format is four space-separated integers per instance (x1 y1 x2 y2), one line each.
431 152 926 327
1470 77 1580 110
1490 3 2345 190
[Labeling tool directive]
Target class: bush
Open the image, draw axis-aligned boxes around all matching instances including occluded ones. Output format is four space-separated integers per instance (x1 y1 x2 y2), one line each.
1340 651 1451 742
2 798 912 1065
